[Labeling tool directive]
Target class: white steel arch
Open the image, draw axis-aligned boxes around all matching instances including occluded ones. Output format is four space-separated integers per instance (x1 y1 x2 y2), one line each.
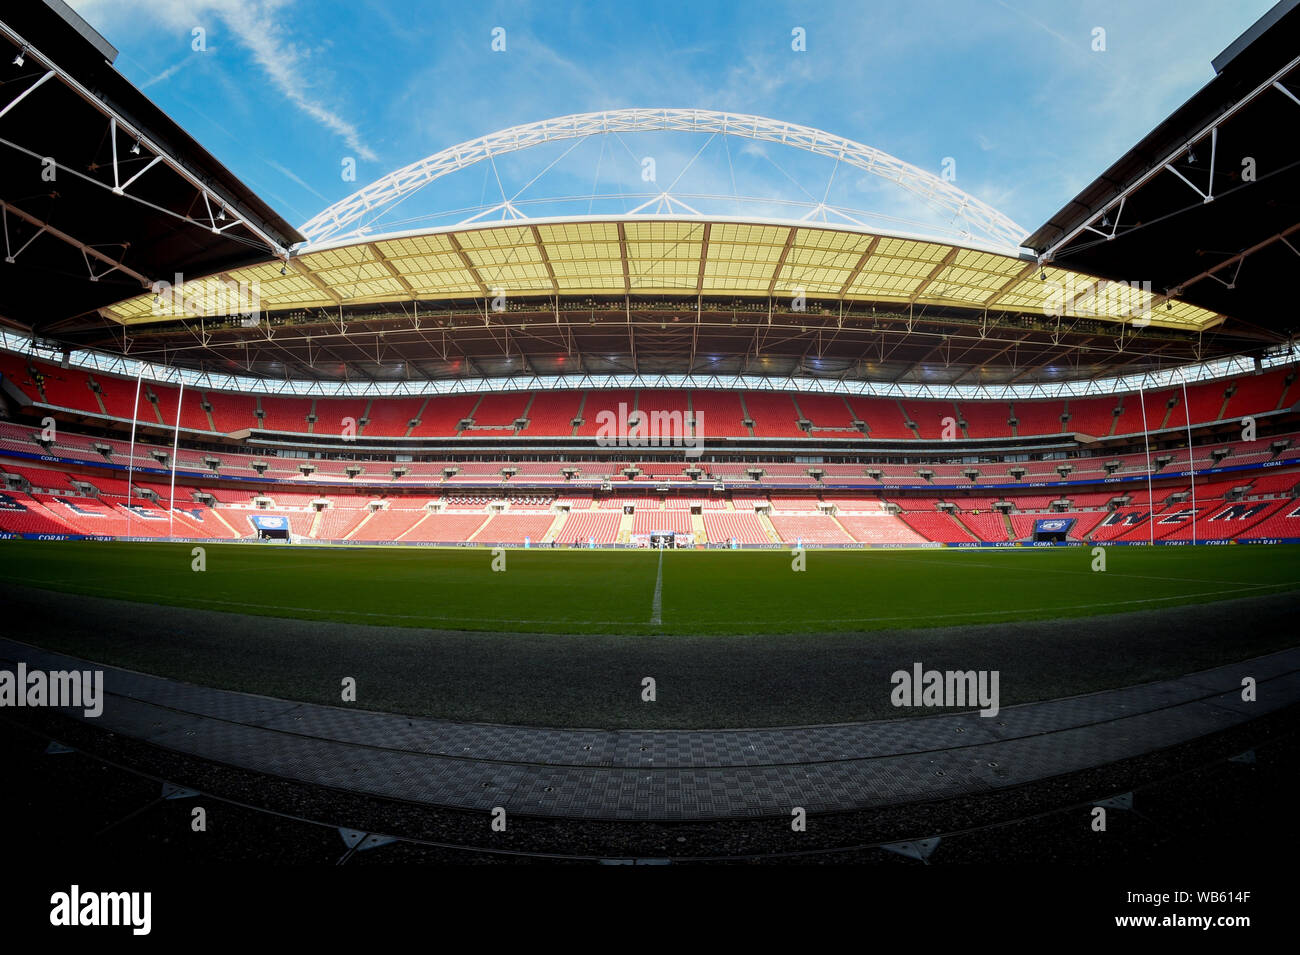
299 108 1029 250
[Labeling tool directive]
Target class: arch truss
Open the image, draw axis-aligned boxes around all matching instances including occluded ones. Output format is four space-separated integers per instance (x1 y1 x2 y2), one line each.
299 108 1029 251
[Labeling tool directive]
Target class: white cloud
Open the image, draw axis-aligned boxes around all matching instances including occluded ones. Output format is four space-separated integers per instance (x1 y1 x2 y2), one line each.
993 0 1074 50
265 158 330 202
68 0 377 161
140 55 192 89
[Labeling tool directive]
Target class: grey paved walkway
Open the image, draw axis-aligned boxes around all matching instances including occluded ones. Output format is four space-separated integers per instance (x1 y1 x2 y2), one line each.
2 637 1296 820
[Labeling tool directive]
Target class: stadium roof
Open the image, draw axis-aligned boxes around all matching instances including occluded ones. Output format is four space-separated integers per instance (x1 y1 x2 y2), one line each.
1 9 1295 391
1026 0 1300 342
55 103 1249 389
101 217 1218 330
0 0 302 332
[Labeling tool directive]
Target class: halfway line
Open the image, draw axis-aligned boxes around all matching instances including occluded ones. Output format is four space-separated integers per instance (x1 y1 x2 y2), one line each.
650 546 664 625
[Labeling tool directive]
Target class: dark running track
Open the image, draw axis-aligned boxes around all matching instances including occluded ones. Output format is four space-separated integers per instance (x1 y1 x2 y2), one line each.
0 634 1295 820
0 581 1297 728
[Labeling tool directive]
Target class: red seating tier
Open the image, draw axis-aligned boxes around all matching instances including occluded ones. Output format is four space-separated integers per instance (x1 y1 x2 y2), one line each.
702 511 769 544
898 400 956 440
575 390 637 437
1012 400 1066 436
468 393 529 428
474 512 556 544
900 511 976 543
795 393 855 429
844 396 910 439
409 395 480 437
205 392 258 432
1064 397 1119 436
362 397 424 437
956 402 1013 438
767 513 854 544
256 394 314 433
690 390 748 438
631 509 692 534
555 510 622 543
744 392 803 438
958 511 1011 542
836 513 926 544
522 391 584 437
1224 369 1290 420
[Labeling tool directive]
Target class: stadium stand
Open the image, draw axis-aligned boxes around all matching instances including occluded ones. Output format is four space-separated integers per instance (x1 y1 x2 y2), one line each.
1064 397 1119 436
702 511 770 544
522 391 584 437
691 390 748 438
5 346 1300 549
312 399 371 437
958 511 1012 542
632 509 693 535
256 397 313 433
575 389 636 436
1224 369 1290 419
468 393 529 429
768 513 854 544
1089 508 1151 542
836 513 927 545
1012 400 1066 436
1239 499 1300 538
346 506 427 541
410 395 479 437
900 511 977 543
555 510 621 543
0 491 77 535
475 512 556 544
744 392 803 438
956 401 1013 438
205 392 259 432
898 400 951 439
362 397 425 437
796 393 856 431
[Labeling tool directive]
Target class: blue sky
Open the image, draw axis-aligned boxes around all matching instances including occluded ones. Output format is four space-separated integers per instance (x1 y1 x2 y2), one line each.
68 0 1276 242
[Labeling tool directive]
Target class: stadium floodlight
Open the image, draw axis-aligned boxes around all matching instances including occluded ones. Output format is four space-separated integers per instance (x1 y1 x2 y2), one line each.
130 139 141 155
12 47 25 67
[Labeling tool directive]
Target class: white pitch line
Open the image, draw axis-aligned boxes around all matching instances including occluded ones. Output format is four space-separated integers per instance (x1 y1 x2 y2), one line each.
650 546 664 625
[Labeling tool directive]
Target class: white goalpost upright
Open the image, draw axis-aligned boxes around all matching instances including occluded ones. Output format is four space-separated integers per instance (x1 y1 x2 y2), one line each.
124 370 143 539
1138 383 1155 546
1182 379 1198 545
168 379 185 540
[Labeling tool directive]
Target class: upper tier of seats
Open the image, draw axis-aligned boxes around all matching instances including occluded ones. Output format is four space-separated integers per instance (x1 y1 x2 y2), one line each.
2 352 1293 442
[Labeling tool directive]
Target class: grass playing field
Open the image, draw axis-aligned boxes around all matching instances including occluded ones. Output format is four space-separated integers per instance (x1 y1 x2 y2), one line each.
2 538 1299 635
3 539 1298 726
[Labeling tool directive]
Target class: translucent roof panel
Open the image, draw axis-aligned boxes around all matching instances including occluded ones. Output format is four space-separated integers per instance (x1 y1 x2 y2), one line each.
98 217 1224 332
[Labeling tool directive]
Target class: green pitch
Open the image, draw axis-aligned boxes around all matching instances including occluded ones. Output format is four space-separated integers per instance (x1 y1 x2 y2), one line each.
3 539 1299 725
2 539 1298 635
